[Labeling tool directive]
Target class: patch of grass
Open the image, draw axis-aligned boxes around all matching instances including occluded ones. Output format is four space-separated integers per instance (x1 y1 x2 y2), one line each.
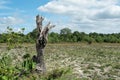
0 43 120 79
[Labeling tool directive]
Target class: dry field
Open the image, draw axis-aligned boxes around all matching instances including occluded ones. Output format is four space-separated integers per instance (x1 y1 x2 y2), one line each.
0 43 120 80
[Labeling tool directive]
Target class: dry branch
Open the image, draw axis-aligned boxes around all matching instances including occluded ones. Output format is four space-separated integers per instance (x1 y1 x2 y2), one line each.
33 15 55 73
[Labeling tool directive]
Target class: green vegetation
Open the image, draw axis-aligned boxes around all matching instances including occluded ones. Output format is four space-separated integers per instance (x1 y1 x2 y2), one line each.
0 27 120 43
0 27 120 79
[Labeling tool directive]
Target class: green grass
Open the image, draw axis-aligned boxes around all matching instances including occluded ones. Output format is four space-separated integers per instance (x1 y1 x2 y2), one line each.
0 43 120 80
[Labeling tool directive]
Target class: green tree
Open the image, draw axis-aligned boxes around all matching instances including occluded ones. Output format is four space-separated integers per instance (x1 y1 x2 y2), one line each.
49 32 59 43
60 28 71 35
60 28 72 42
72 31 79 42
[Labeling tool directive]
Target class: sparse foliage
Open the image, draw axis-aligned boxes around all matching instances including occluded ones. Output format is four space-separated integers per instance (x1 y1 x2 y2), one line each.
6 27 25 50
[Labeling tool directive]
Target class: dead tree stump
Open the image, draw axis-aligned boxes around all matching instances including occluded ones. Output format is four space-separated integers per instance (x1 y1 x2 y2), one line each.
33 15 55 73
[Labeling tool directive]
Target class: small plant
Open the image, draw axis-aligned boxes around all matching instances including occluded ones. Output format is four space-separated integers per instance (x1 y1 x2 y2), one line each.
6 27 25 50
22 54 36 73
0 56 19 80
45 68 73 80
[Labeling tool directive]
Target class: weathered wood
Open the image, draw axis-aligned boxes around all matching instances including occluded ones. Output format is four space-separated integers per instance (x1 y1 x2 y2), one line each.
33 15 55 73
36 15 44 33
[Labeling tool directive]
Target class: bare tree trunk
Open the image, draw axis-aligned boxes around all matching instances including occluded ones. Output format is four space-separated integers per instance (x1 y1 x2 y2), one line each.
35 44 46 73
33 15 55 73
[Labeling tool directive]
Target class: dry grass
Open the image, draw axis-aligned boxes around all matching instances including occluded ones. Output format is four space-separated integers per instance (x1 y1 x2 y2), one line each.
0 43 120 80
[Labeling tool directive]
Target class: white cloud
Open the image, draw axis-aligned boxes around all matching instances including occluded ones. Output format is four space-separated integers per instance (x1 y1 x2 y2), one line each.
95 5 120 19
38 0 120 33
0 16 23 24
0 16 24 33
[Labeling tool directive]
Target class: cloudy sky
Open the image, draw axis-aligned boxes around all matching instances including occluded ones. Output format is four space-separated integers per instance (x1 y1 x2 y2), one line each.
0 0 120 34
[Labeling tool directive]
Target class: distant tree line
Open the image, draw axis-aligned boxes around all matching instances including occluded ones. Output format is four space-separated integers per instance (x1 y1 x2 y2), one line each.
0 27 120 43
48 28 120 43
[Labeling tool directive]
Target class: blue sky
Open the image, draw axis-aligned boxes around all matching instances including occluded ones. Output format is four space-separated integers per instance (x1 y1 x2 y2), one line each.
0 0 120 34
0 0 50 33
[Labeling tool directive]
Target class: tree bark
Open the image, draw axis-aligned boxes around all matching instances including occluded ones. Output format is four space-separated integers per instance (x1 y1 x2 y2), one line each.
33 15 55 73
